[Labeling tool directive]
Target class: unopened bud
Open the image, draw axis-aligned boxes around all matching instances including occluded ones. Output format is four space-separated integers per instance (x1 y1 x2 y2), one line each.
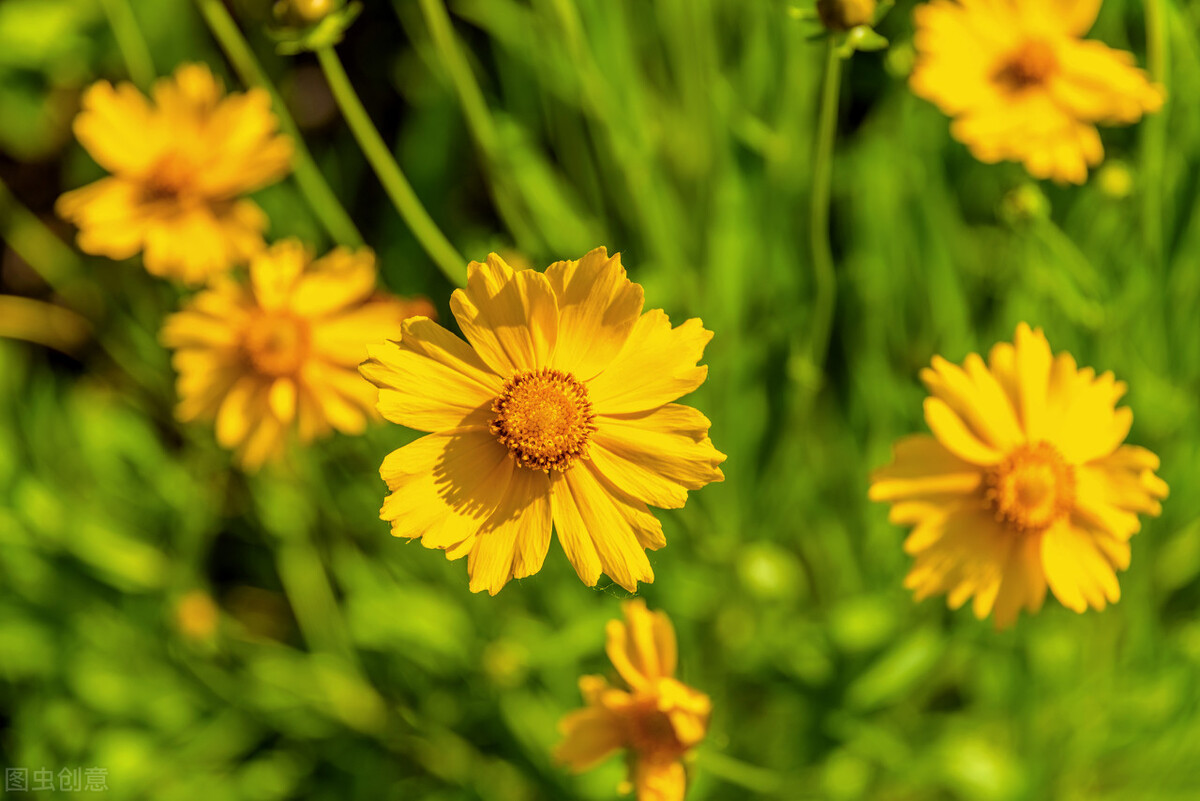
817 0 878 31
274 0 339 26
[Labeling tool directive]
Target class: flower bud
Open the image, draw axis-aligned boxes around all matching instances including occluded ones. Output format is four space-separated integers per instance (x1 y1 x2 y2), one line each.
817 0 877 31
274 0 339 26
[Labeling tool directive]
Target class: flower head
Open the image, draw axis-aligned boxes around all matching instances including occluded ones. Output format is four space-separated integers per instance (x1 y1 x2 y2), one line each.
162 240 432 470
870 324 1168 628
555 600 710 801
57 64 293 284
360 248 725 594
910 0 1164 184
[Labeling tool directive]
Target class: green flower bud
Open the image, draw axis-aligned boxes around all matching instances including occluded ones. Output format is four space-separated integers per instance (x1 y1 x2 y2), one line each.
817 0 878 31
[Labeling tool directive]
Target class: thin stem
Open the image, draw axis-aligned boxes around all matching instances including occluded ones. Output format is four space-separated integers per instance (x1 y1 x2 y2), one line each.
98 0 156 89
1142 0 1167 270
0 176 93 310
316 46 465 286
192 0 364 249
808 42 842 382
694 751 783 795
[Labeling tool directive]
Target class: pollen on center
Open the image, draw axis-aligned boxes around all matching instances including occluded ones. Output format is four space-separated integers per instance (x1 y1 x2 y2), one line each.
242 312 310 377
994 39 1058 92
489 367 597 472
984 441 1076 533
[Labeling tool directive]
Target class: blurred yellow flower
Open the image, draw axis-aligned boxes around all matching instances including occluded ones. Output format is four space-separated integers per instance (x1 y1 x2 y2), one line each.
360 248 725 594
870 323 1168 628
162 240 432 470
555 600 710 801
910 0 1163 184
57 63 293 284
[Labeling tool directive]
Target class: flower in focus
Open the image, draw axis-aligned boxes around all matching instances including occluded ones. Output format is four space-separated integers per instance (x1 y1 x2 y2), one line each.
360 248 725 595
555 600 710 801
910 0 1164 184
162 240 433 470
870 323 1168 628
57 63 293 284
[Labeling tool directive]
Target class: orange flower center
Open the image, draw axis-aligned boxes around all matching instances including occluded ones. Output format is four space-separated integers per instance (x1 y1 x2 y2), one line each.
623 696 686 760
984 442 1075 532
144 153 196 201
242 312 310 377
994 40 1058 92
489 368 596 472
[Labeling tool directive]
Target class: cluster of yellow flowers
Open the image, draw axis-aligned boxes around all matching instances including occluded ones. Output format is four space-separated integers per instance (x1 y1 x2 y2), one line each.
53 3 1170 799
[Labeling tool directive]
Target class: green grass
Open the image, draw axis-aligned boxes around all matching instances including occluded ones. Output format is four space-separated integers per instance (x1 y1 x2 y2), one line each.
3 0 1200 798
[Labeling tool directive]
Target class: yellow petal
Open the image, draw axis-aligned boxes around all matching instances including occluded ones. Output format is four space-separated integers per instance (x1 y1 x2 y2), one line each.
268 377 297 424
633 757 687 801
361 318 500 432
587 310 712 414
311 301 418 366
449 254 558 375
1041 521 1121 613
920 353 1024 451
1015 322 1053 440
606 600 677 688
467 467 552 594
291 248 377 318
923 397 1004 465
72 80 159 175
546 247 644 381
869 435 983 502
251 240 307 310
380 428 513 552
215 374 264 449
1014 0 1101 37
553 703 624 772
990 533 1047 630
590 404 725 510
301 360 376 435
550 462 654 592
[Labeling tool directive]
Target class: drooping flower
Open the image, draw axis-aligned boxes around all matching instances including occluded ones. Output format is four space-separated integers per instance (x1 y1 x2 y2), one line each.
57 63 292 284
555 600 710 801
360 249 725 594
870 323 1168 628
910 0 1164 184
162 240 432 469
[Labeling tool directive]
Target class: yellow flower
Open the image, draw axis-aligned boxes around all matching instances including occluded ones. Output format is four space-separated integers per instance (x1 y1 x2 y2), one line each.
870 324 1168 628
360 248 725 594
162 240 433 470
57 63 293 284
555 600 710 801
910 0 1164 184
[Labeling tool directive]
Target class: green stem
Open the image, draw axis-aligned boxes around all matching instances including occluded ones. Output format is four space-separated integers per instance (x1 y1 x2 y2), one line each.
694 751 783 795
98 0 156 89
808 42 842 382
316 45 465 286
1143 0 1167 271
192 0 364 249
0 176 92 310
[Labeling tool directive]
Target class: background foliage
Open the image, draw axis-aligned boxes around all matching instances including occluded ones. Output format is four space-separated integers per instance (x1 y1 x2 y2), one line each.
3 0 1200 798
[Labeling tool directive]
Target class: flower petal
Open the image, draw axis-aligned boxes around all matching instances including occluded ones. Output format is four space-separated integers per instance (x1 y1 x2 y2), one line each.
550 462 655 592
589 404 725 510
587 310 712 414
924 397 1004 465
920 353 1024 451
467 467 552 594
380 428 513 554
361 317 500 432
290 248 377 318
1041 520 1121 613
869 435 983 502
632 757 687 801
546 247 644 381
449 254 558 375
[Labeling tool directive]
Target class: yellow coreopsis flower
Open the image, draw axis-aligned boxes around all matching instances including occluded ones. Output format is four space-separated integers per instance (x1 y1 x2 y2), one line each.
360 248 725 594
870 323 1168 628
555 600 710 801
162 240 433 469
57 63 293 284
910 0 1164 184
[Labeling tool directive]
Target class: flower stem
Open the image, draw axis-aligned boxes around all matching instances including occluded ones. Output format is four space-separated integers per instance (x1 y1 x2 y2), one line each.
97 0 156 89
192 0 364 249
808 42 842 384
1143 0 1167 270
316 46 466 287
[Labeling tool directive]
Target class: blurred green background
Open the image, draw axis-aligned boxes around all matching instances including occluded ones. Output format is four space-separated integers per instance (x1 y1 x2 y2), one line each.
3 0 1200 798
